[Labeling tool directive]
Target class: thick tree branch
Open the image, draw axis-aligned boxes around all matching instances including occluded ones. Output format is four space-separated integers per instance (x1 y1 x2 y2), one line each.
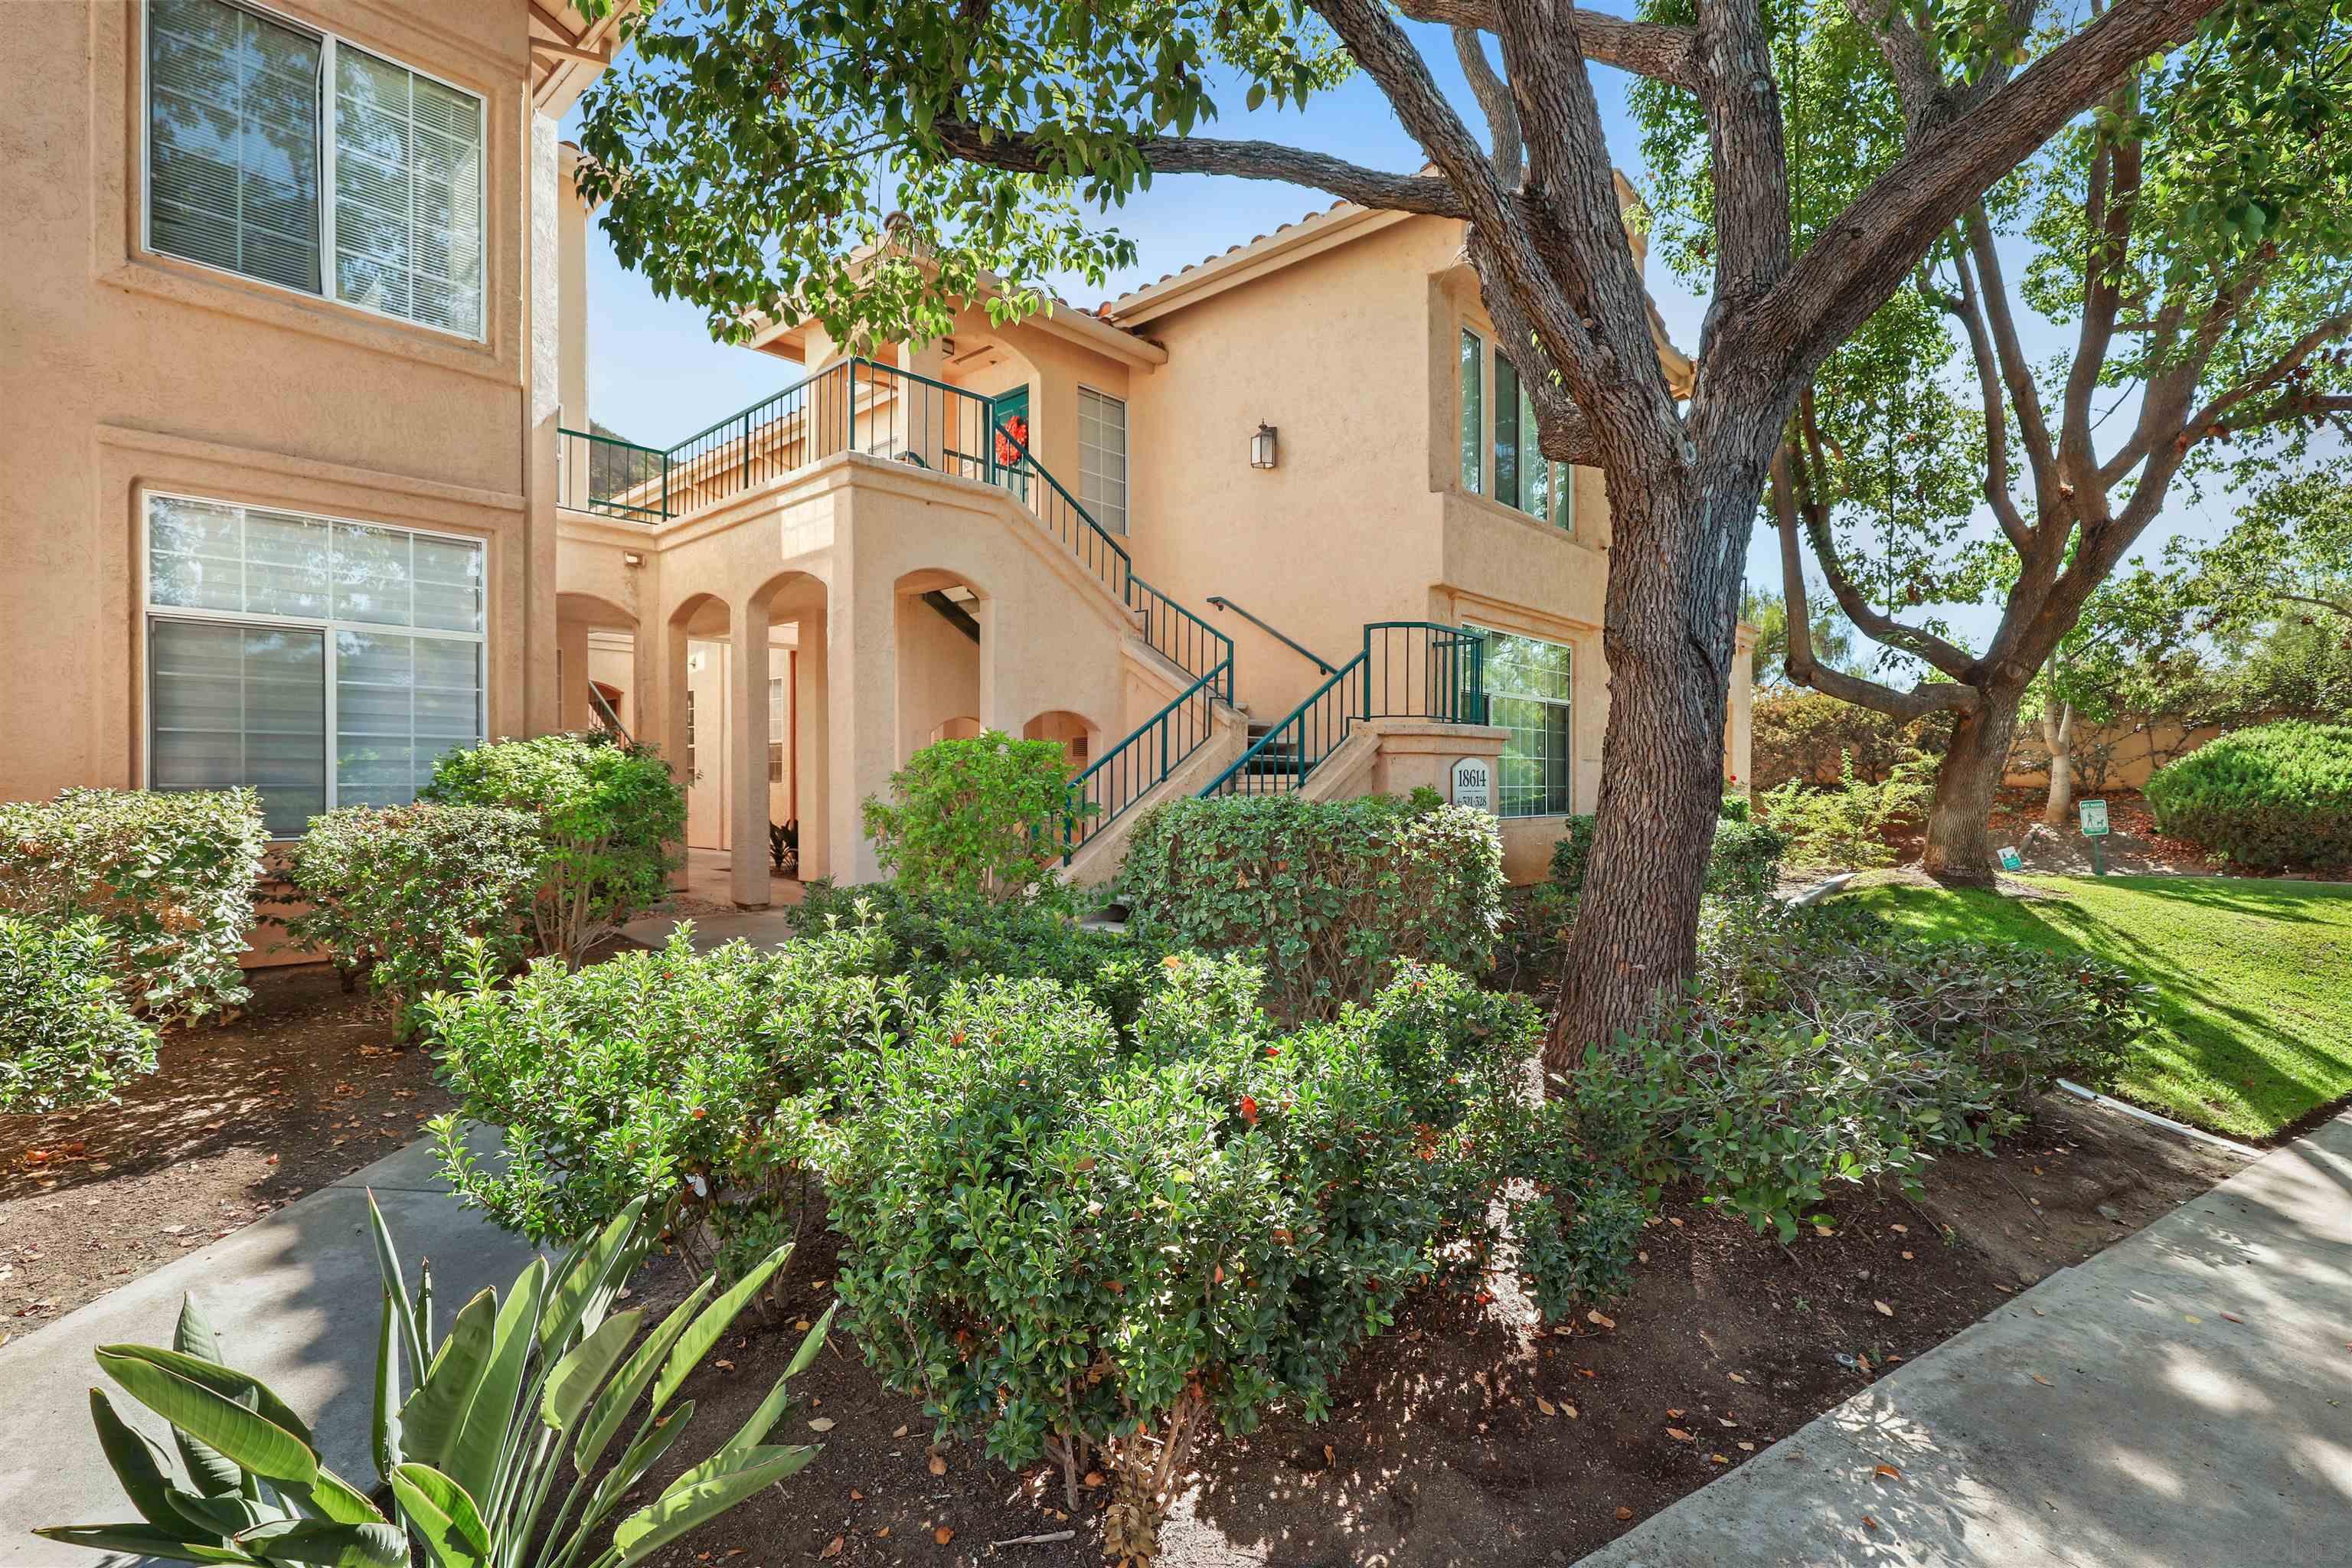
1926 247 2034 550
1697 0 1792 322
1451 26 1524 188
2060 86 2143 498
1469 229 1603 465
1737 0 2228 389
933 122 1470 217
2187 312 2352 433
1961 205 2061 496
1394 0 1706 90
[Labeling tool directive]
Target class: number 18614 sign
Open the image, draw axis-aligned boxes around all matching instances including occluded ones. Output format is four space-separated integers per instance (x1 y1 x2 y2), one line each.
1450 756 1494 813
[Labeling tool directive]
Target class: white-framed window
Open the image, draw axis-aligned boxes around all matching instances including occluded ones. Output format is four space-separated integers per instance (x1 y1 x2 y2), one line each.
769 675 787 783
144 0 486 338
145 492 487 836
1076 386 1128 534
1459 328 1484 495
1468 624 1573 818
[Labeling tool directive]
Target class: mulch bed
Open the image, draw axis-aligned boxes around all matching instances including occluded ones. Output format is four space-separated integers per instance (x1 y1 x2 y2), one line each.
0 963 452 1335
614 1095 2241 1568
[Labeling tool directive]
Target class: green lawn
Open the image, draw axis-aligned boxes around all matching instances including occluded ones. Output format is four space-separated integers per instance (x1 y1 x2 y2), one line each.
1841 874 2352 1142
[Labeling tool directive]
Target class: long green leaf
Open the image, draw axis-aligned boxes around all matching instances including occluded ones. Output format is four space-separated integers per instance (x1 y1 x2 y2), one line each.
443 1256 545 1507
652 1245 792 1410
711 1305 833 1470
609 1445 815 1567
573 1279 711 1476
364 1191 428 1387
389 1463 492 1568
110 1342 316 1449
372 1289 403 1485
168 1300 243 1498
399 1287 498 1469
541 1309 642 1435
567 1402 694 1548
277 1465 390 1527
233 1517 407 1566
537 1197 645 1353
100 1351 318 1485
654 1443 815 1510
167 1488 270 1540
29 1524 260 1565
89 1387 182 1531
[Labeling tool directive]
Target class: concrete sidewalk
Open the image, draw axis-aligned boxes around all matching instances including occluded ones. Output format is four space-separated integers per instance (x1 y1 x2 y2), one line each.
1577 1109 2352 1567
0 1132 539 1566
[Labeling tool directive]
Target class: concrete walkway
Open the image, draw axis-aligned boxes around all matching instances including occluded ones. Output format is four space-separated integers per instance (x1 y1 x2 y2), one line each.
1577 1109 2352 1567
0 1132 540 1566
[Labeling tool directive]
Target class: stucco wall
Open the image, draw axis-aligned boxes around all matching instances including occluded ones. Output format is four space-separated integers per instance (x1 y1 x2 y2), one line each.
0 0 562 806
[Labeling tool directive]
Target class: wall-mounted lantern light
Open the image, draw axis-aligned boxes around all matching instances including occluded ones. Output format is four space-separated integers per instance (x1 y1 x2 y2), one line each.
622 550 645 568
1250 422 1279 469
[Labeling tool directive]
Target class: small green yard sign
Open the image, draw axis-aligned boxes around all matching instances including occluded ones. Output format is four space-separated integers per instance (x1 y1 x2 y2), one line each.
1998 845 2024 872
2079 799 2110 837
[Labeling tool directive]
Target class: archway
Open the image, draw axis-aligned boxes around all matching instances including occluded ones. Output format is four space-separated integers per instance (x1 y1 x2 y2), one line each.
1022 708 1099 771
893 567 987 766
556 591 636 739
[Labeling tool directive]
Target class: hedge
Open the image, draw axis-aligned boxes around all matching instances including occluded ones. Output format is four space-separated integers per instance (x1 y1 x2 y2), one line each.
0 915 160 1115
0 787 266 1025
1119 792 1503 1021
2145 720 2352 868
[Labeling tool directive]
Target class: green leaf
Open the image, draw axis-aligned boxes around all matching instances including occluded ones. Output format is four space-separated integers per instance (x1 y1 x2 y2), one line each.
398 1287 498 1471
365 1192 429 1387
166 1301 243 1498
654 1443 816 1511
443 1256 545 1506
652 1245 790 1409
99 1350 318 1486
389 1463 492 1568
371 1289 403 1485
715 1305 833 1468
29 1524 260 1565
231 1518 407 1567
538 1197 646 1353
574 1279 712 1475
610 1444 815 1566
570 1404 695 1547
90 1387 181 1531
541 1308 642 1434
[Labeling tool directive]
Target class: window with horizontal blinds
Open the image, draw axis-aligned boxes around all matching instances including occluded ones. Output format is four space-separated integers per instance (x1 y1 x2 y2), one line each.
145 492 485 833
333 44 484 335
146 0 322 293
1077 387 1129 534
142 0 485 338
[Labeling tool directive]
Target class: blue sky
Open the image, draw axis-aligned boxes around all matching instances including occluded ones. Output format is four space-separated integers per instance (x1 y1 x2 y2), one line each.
565 23 2263 663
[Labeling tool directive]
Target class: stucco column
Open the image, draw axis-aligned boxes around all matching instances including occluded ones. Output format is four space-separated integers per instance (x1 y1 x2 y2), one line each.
832 560 897 885
557 619 592 730
727 602 773 908
1728 637 1755 794
972 594 1010 737
523 112 564 736
793 609 831 881
657 609 697 890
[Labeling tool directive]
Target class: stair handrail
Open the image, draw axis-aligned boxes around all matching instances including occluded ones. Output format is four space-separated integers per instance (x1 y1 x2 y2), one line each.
1200 650 1368 798
1060 652 1233 861
1206 596 1339 676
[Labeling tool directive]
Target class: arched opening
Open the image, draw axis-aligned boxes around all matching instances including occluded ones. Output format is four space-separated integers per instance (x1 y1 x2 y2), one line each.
1022 709 1098 771
557 591 637 740
893 567 986 766
665 593 731 854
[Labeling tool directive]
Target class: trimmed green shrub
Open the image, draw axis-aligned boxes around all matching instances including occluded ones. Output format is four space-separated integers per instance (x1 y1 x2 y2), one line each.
0 915 158 1116
284 804 546 1033
1751 688 1951 790
426 926 889 1279
1547 813 1599 891
860 732 1080 904
811 959 1539 1557
423 733 684 962
1549 798 1784 899
1119 794 1503 1021
38 1195 828 1568
786 879 1175 1031
0 787 266 1025
2145 720 2352 868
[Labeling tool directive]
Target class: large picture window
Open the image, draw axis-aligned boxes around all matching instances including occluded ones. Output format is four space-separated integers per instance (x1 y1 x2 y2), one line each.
145 493 486 835
1077 387 1129 534
145 0 485 338
1470 626 1573 818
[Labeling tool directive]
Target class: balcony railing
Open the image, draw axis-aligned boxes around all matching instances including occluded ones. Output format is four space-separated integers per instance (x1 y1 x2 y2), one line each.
1201 622 1487 798
557 428 669 521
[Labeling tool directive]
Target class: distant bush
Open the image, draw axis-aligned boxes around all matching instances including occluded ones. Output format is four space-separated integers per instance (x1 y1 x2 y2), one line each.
0 787 266 1026
1548 797 1783 900
860 733 1079 905
786 880 1175 1032
1120 793 1502 1021
812 959 1539 1558
283 804 546 1034
1751 689 1952 790
2145 720 2352 868
426 925 889 1279
1547 813 1599 892
423 733 684 962
0 915 158 1116
1759 750 1932 871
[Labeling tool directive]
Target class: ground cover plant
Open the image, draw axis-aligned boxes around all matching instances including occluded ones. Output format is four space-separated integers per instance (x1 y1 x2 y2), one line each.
1845 874 2352 1141
422 732 684 963
37 1195 829 1568
0 786 267 1027
2142 720 2352 870
1119 792 1503 1021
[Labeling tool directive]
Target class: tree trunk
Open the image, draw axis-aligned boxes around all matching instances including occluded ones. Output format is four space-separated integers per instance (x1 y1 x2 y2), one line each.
2041 703 2074 828
1547 464 1753 1069
1920 687 2024 886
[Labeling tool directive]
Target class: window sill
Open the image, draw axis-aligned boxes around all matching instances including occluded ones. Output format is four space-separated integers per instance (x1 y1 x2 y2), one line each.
99 253 513 386
1446 486 1587 547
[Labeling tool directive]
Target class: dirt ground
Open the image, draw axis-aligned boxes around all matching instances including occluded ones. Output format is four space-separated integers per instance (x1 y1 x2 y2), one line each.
0 964 452 1334
617 1094 2243 1568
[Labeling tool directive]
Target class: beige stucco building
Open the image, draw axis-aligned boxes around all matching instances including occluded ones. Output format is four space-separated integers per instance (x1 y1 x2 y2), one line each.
2 0 1752 922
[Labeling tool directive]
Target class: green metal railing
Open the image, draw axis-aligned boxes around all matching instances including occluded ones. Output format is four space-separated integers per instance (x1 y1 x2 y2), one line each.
557 428 670 521
1201 622 1487 799
1060 653 1233 860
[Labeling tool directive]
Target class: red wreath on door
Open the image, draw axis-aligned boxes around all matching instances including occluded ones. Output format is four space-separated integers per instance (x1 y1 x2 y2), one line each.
993 413 1029 468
